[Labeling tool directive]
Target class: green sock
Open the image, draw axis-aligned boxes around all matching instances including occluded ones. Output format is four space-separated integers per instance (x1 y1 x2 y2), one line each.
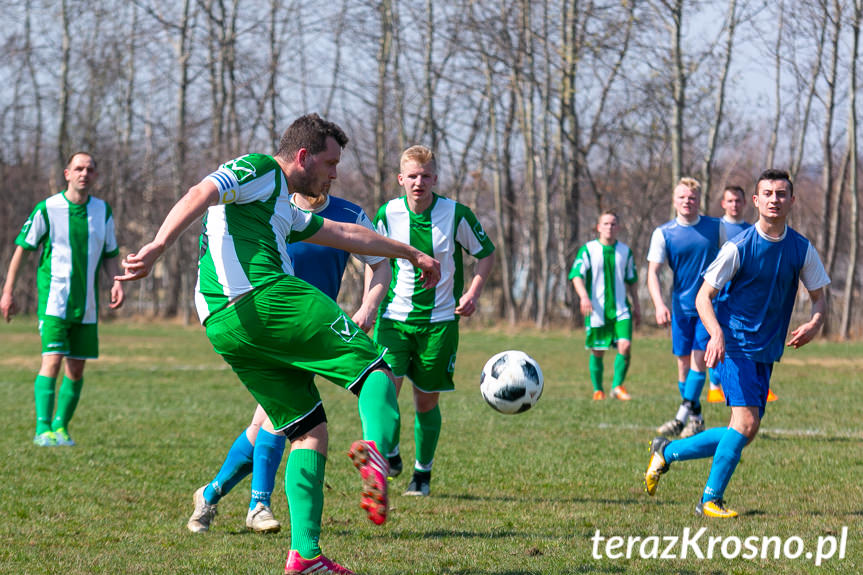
34 374 57 434
285 449 326 560
589 355 604 392
52 376 83 431
415 405 441 469
612 354 630 389
357 370 400 456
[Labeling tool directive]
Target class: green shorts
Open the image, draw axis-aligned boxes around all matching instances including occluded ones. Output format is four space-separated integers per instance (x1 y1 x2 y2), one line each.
205 276 387 432
374 317 458 393
585 318 632 350
39 316 98 359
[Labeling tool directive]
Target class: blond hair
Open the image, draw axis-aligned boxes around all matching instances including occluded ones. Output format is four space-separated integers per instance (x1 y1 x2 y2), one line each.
400 145 437 173
677 177 701 195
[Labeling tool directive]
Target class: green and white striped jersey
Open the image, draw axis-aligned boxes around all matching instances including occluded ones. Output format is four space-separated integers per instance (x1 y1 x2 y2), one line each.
568 239 637 327
197 153 323 323
374 194 495 324
15 192 119 323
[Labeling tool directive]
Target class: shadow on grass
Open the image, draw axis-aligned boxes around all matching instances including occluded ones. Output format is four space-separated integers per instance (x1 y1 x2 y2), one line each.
433 493 647 506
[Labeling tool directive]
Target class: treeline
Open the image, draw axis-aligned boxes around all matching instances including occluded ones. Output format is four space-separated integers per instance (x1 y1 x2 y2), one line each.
1 0 861 335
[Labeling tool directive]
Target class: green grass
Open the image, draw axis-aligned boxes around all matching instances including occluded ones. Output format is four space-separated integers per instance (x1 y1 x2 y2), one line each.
1 318 861 574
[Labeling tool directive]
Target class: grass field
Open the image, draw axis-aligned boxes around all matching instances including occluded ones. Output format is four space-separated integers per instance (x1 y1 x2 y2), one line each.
1 318 861 574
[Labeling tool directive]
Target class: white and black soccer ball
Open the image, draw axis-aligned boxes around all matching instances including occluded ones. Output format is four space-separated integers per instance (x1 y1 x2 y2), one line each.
479 350 544 414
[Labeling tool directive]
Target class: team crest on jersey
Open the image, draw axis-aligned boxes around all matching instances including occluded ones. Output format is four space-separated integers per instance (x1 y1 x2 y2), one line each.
330 314 358 343
224 157 257 183
473 221 487 241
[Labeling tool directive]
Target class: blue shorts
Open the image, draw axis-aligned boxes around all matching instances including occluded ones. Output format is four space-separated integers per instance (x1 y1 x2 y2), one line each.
671 314 709 357
716 355 773 418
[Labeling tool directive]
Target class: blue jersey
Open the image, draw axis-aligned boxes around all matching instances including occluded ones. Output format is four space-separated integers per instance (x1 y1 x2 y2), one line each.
702 225 830 363
647 216 724 318
287 195 383 300
721 216 751 241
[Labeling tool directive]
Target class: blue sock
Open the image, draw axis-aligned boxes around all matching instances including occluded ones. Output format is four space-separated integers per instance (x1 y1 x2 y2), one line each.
204 430 254 504
702 428 749 503
664 427 726 462
250 429 286 509
683 369 706 410
677 380 686 399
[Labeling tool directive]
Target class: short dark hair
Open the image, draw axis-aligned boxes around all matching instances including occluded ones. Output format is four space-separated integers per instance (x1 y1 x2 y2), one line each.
276 113 349 160
756 169 793 196
723 185 744 199
66 151 96 169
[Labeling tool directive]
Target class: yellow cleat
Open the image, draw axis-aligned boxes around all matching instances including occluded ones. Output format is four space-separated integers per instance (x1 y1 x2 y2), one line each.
707 387 725 403
696 499 738 518
592 390 606 401
644 437 670 496
766 389 778 402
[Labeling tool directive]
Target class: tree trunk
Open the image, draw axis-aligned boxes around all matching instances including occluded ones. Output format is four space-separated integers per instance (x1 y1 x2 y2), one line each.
841 0 861 338
701 0 737 211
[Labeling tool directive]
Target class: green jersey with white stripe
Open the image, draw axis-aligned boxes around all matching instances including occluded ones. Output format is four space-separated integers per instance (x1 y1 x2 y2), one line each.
197 153 324 324
568 239 637 327
15 192 119 324
374 194 495 324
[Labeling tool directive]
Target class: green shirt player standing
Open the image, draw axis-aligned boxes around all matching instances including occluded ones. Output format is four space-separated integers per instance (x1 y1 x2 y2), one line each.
1 152 125 447
116 114 440 575
373 145 495 497
569 210 640 401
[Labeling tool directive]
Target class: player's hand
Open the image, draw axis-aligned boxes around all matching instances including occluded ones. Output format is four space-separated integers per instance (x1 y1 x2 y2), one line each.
455 291 479 317
115 242 164 282
0 292 16 322
351 306 375 332
787 321 820 349
579 297 593 316
704 332 725 368
654 304 671 327
414 253 441 289
109 280 125 310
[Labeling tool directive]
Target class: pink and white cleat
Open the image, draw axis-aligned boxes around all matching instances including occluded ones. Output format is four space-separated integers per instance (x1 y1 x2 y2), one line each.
347 440 389 525
284 550 355 575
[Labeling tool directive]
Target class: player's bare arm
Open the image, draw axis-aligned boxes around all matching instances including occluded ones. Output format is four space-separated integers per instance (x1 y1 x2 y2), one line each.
116 180 221 282
787 287 827 349
102 256 126 309
456 252 495 317
1 245 28 322
353 260 391 331
308 219 440 289
696 281 724 368
627 282 641 327
647 261 671 326
572 276 593 316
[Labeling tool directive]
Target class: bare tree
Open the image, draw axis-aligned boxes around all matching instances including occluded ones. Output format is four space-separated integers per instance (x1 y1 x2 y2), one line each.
841 0 861 338
700 0 738 211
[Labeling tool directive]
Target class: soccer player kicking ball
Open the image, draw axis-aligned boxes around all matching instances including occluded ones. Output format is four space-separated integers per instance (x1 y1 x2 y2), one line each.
184 116 393 536
644 169 829 518
117 114 440 574
569 210 640 400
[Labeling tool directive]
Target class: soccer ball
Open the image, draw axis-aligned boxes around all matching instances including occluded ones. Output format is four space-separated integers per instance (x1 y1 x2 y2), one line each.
479 350 544 414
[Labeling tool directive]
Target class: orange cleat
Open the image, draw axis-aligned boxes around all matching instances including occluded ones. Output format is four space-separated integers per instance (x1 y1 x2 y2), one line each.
766 389 778 402
611 385 632 401
592 390 606 401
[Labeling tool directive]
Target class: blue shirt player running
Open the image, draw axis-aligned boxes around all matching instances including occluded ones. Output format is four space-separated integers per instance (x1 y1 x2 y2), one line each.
644 169 830 518
647 177 725 438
